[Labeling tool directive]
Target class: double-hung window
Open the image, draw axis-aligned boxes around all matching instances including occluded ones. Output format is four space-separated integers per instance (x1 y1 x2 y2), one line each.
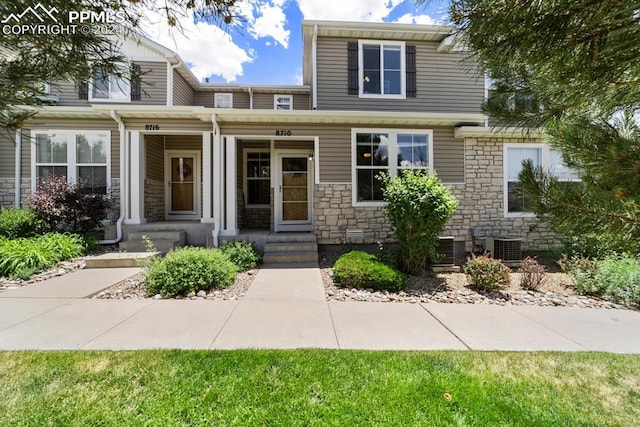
274 95 292 110
359 41 405 98
244 151 271 206
89 68 130 102
504 144 579 216
33 131 110 194
352 129 433 205
214 93 233 108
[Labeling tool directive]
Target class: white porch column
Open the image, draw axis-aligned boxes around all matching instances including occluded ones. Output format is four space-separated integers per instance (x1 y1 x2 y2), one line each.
201 131 214 223
213 132 223 234
223 135 237 235
126 131 146 224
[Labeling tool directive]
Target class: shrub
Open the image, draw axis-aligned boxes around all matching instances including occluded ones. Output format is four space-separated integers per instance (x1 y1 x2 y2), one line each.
464 254 511 292
333 250 406 292
563 255 640 307
145 247 238 297
381 170 458 275
219 240 262 272
0 233 87 278
0 207 47 239
26 176 112 235
519 256 546 290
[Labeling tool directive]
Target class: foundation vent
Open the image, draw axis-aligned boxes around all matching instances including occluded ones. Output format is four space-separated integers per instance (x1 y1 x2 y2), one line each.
345 229 365 243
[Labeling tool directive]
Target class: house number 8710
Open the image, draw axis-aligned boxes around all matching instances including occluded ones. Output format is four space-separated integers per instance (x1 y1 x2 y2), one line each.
275 130 292 136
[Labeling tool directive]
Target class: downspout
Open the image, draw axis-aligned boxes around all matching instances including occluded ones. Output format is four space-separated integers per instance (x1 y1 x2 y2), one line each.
211 113 220 247
248 86 253 110
167 60 182 106
14 130 21 207
99 110 126 244
312 24 318 110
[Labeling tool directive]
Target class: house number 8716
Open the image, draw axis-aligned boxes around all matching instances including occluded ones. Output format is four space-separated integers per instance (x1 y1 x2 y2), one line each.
145 124 160 131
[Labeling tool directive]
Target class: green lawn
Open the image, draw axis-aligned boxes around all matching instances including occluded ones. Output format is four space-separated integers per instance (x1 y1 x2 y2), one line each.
1 350 638 426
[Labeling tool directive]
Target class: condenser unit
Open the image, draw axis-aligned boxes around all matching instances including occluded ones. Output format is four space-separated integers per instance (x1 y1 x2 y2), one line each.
485 237 522 266
433 236 455 266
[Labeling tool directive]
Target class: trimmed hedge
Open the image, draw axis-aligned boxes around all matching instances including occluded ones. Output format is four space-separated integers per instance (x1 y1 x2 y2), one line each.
145 247 238 297
333 250 406 292
464 254 511 292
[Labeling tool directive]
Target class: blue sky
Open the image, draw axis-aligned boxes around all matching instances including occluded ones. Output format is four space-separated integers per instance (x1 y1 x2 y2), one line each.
143 0 448 85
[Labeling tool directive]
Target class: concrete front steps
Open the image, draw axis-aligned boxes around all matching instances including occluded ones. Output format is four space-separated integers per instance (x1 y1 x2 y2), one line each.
263 233 319 265
119 231 186 254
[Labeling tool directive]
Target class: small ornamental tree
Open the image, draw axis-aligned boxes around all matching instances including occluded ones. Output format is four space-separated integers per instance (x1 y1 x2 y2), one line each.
381 170 458 274
26 176 112 235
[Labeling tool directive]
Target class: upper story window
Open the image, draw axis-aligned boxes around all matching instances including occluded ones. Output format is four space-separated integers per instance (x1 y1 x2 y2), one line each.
359 41 406 98
274 95 293 110
348 41 415 99
504 144 579 217
214 93 233 108
352 128 433 205
33 131 111 194
89 68 130 102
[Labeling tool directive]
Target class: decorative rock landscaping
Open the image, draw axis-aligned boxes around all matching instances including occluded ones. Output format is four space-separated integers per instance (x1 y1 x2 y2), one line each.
0 258 86 291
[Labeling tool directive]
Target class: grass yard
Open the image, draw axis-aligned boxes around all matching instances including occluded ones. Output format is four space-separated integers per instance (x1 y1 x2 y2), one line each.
1 350 639 426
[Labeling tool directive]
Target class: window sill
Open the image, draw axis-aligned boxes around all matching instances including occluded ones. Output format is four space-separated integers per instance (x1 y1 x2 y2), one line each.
352 201 386 208
358 94 406 100
504 212 537 219
89 99 132 104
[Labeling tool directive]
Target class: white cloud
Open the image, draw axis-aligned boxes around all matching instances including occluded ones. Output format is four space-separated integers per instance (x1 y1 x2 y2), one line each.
142 12 253 82
394 13 436 25
249 2 290 48
295 0 404 21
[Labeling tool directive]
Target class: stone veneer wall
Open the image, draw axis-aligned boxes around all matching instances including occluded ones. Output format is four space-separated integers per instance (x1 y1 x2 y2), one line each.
144 179 165 222
313 137 558 251
313 184 394 245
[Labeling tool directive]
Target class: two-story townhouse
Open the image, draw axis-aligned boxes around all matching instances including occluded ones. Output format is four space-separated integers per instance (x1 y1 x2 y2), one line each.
0 20 563 255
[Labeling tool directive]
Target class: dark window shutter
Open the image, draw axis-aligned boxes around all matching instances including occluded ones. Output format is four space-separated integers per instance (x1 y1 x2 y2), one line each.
131 63 141 101
347 41 359 95
406 45 417 97
78 82 88 100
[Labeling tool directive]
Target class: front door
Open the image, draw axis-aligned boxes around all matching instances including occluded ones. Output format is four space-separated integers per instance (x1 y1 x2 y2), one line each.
165 151 200 220
275 153 313 231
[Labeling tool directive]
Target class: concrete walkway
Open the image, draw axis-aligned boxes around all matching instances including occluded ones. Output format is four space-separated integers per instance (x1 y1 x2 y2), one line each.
0 266 639 353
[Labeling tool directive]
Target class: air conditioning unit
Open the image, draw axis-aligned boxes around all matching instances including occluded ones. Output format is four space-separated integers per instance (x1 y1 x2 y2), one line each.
485 237 522 266
433 236 455 266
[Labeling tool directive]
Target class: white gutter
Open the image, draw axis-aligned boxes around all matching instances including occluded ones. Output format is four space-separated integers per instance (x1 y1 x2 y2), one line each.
312 24 318 110
167 60 182 106
14 131 21 207
99 110 127 245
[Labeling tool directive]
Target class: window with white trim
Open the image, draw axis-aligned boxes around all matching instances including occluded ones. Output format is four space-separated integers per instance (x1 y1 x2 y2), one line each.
244 151 271 206
359 40 405 98
89 68 130 102
504 144 579 216
352 129 433 205
274 95 292 110
33 131 110 194
214 93 233 108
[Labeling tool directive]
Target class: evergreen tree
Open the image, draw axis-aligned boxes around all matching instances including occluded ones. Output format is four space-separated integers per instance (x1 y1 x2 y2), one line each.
0 0 239 130
438 0 640 253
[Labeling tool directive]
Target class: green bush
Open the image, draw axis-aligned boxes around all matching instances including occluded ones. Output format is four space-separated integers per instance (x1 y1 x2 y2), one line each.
0 233 87 278
145 247 238 297
219 241 262 272
464 254 511 292
381 170 458 275
0 208 47 239
333 250 406 292
563 255 640 307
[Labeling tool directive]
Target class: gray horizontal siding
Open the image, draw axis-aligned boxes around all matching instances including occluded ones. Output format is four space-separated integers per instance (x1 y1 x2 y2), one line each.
316 37 484 114
51 61 167 106
145 135 164 181
294 94 311 110
21 119 120 179
172 71 195 106
0 130 16 177
194 91 251 109
221 123 463 183
252 93 274 110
